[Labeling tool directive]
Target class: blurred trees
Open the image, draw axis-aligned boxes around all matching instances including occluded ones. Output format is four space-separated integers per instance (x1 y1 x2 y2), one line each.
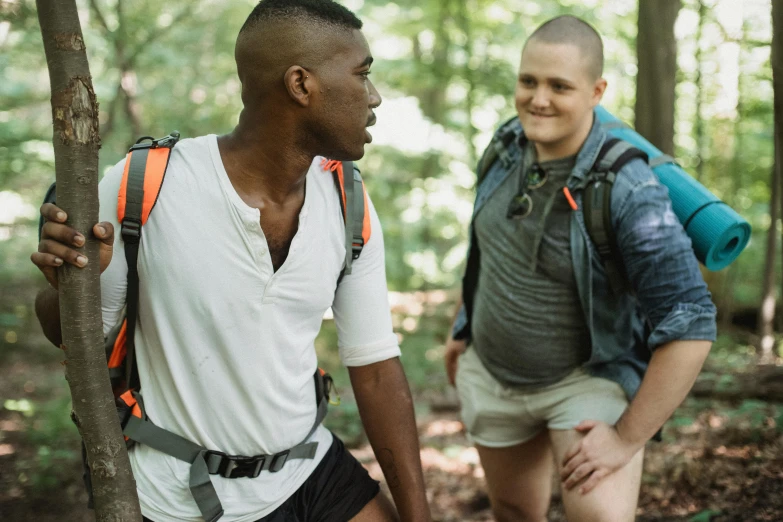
759 0 783 361
0 0 777 340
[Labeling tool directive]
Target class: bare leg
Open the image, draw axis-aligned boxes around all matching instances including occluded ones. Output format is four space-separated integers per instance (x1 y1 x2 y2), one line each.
475 430 554 522
549 429 643 522
349 491 399 522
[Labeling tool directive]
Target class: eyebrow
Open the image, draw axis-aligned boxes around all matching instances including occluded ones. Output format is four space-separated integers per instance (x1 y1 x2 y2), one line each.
357 56 374 68
519 73 575 85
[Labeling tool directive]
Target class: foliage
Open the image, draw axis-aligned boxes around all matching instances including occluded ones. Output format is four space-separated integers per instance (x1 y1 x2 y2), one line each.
0 0 776 304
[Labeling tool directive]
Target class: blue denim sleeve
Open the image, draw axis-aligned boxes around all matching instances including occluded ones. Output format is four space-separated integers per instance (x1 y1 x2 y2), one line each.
451 303 469 341
612 163 717 349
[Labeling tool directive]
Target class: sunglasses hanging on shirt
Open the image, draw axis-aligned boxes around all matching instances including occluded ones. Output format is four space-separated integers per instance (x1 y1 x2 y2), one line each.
506 163 548 220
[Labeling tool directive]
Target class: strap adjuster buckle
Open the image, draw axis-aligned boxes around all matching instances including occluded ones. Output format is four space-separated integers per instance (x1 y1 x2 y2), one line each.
121 219 141 241
268 450 289 473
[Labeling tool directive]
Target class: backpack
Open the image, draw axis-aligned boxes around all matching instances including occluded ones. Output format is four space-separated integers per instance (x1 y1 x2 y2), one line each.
41 132 371 522
476 116 649 295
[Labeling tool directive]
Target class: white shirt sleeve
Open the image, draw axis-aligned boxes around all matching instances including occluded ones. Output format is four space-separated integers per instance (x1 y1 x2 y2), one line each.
98 159 129 336
331 193 401 367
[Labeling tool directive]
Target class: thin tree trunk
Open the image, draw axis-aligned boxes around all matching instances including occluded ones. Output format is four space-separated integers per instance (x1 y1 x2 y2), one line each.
758 163 778 364
635 0 681 156
694 0 706 181
456 0 478 167
35 1 142 520
774 0 783 354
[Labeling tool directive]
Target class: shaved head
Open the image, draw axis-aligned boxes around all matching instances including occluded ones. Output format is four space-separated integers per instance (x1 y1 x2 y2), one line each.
525 15 603 80
235 0 363 107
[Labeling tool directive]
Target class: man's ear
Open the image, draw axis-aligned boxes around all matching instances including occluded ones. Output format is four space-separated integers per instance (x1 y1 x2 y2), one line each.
591 77 608 106
284 66 312 107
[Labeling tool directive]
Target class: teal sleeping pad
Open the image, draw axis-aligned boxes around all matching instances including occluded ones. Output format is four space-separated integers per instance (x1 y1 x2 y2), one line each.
594 106 751 271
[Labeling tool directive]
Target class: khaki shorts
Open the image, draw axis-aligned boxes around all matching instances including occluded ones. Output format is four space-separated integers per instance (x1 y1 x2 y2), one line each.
455 348 628 448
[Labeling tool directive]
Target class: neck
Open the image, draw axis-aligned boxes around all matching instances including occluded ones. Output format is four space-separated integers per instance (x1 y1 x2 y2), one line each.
218 109 314 204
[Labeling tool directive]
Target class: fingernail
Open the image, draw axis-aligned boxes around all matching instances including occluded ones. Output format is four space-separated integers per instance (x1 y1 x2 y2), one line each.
57 212 66 221
97 225 106 235
76 256 88 267
54 257 63 265
74 234 85 246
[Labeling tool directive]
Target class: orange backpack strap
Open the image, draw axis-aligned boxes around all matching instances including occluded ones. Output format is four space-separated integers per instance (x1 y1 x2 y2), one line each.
116 131 180 390
321 158 371 279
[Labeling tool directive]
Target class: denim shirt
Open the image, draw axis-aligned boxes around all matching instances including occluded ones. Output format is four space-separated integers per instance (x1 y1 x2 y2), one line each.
453 112 717 400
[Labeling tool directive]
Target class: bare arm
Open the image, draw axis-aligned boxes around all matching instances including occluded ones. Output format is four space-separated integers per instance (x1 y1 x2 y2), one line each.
615 339 712 446
349 357 431 522
444 294 466 386
35 286 63 347
561 339 712 493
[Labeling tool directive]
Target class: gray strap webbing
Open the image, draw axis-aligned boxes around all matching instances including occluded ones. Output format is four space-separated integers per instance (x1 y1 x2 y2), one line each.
350 168 365 257
342 161 356 276
123 148 148 229
123 410 224 522
649 154 675 169
190 452 224 522
595 140 635 172
123 414 320 522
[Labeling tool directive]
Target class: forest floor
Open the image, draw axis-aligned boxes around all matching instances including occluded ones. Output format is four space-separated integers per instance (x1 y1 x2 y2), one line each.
1 284 782 521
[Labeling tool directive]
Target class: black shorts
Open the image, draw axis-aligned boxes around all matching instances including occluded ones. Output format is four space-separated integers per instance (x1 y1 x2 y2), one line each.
143 434 380 522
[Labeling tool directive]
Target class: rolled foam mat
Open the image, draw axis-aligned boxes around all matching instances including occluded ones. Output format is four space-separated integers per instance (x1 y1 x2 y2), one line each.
595 106 751 271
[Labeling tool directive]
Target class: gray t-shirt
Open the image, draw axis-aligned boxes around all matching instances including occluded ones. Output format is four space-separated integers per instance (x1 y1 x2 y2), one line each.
471 146 591 388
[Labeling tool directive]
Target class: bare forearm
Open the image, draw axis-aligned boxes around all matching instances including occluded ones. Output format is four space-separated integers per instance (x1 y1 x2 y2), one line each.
616 339 712 447
349 358 431 522
35 286 63 347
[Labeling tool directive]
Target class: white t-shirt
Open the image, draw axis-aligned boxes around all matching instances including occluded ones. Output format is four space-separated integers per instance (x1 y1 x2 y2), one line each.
98 135 401 522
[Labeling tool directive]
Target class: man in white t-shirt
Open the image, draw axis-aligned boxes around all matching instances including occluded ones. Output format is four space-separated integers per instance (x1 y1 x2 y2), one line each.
31 1 431 521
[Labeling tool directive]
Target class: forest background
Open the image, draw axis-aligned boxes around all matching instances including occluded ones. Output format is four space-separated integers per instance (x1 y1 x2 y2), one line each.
1 0 781 520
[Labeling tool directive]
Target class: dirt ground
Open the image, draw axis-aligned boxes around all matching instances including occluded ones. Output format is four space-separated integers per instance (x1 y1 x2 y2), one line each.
1 287 782 521
2 374 782 521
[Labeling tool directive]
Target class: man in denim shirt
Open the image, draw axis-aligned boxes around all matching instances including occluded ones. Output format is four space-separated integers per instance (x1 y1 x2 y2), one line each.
444 16 717 522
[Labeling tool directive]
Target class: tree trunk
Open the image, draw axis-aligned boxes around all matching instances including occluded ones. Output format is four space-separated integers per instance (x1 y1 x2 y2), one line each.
635 0 681 156
694 0 706 181
758 163 779 363
35 1 142 520
691 365 783 402
774 0 783 349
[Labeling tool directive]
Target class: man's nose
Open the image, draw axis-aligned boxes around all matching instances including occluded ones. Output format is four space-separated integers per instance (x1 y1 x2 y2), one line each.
531 87 549 108
368 79 382 109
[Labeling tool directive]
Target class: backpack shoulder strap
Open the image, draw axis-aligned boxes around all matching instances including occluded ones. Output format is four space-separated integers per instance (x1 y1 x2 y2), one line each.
117 131 180 389
477 115 521 186
322 159 370 282
583 137 648 295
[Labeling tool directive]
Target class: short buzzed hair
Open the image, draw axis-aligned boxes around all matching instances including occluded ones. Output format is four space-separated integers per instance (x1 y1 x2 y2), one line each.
240 0 362 36
526 15 604 80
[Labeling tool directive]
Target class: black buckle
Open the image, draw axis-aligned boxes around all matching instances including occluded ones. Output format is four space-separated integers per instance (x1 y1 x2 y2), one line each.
351 242 363 260
268 450 289 473
206 451 266 479
121 219 141 241
129 131 180 152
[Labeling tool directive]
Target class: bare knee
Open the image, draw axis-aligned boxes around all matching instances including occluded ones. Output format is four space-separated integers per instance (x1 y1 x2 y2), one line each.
491 497 548 522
